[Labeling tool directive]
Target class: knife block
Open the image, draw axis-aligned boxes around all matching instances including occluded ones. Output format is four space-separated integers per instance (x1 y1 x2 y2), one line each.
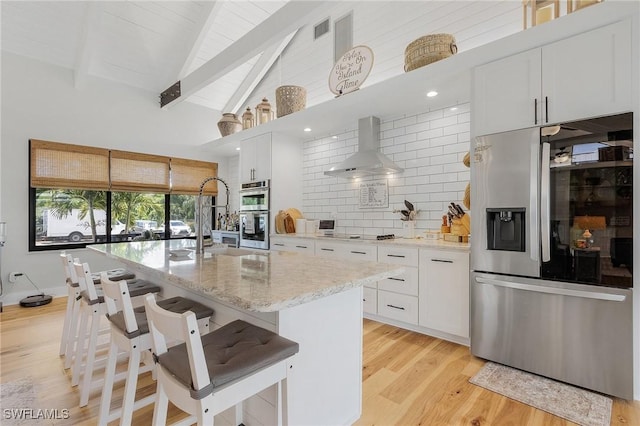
451 214 471 235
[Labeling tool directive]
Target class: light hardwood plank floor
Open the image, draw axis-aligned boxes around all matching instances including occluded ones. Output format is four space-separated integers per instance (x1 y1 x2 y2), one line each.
1 297 638 425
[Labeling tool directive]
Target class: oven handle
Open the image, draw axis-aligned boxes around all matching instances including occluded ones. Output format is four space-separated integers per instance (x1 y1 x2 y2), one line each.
475 276 626 302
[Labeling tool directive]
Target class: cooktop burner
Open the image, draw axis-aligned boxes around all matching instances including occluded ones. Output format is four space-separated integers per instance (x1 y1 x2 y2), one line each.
376 234 395 240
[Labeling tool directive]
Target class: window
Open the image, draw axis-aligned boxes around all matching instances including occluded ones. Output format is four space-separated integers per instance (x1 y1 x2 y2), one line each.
29 140 218 251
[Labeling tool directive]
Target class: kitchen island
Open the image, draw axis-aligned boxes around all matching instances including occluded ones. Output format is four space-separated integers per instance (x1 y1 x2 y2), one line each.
90 240 404 426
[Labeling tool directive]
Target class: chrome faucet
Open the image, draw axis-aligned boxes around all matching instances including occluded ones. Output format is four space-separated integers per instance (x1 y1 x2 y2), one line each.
196 176 230 254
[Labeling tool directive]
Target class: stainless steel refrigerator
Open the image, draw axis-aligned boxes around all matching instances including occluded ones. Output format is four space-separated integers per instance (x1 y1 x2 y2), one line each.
470 112 634 399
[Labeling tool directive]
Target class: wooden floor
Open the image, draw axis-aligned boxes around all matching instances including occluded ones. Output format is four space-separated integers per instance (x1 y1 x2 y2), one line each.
1 297 639 425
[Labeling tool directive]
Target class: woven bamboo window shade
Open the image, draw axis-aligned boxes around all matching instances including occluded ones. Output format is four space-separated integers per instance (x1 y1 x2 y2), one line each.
110 150 170 193
171 158 218 195
30 140 110 190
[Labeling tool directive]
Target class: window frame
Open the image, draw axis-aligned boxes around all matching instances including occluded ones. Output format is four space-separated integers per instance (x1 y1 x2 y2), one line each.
28 139 219 252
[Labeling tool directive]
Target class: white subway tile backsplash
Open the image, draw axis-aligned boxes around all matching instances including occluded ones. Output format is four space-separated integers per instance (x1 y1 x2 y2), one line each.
302 103 471 236
416 127 443 140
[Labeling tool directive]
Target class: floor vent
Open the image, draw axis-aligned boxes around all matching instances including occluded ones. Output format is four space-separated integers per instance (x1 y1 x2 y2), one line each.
314 18 330 40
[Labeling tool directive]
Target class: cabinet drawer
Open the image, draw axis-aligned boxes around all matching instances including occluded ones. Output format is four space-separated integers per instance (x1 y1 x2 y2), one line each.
378 266 418 296
315 242 344 258
363 287 377 315
377 290 418 325
377 246 419 267
270 238 315 253
343 243 377 261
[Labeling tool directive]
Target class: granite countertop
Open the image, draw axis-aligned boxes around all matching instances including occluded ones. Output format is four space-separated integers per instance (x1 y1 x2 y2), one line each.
90 240 404 313
271 233 470 251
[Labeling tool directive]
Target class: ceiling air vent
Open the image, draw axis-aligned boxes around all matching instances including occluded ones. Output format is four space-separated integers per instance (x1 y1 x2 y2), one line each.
314 18 330 40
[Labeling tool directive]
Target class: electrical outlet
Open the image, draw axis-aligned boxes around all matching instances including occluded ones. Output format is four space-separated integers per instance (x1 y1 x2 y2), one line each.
8 272 22 283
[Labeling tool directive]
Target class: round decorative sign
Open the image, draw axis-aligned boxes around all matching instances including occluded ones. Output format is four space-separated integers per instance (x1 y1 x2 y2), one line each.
328 45 374 96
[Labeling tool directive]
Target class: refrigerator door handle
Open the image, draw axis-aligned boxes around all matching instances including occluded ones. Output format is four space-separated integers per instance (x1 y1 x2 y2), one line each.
474 276 626 302
529 138 539 262
540 142 551 262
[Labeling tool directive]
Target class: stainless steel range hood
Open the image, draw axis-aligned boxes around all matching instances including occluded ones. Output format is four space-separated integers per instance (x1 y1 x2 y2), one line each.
324 116 404 179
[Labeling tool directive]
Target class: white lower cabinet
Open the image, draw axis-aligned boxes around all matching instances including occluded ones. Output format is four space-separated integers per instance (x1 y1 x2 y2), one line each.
272 236 470 344
362 286 377 315
315 240 377 261
418 248 470 340
377 290 419 324
270 236 315 254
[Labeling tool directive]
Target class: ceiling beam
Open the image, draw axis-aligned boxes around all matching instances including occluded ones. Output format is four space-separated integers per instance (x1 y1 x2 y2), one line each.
161 1 326 109
176 1 223 80
225 29 299 115
73 2 101 89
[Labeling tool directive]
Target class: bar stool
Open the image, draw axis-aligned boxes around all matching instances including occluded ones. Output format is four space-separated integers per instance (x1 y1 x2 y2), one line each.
72 260 162 407
98 273 214 426
144 293 299 426
59 252 135 368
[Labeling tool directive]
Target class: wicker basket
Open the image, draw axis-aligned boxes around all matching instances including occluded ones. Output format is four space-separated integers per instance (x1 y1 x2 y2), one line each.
275 85 307 118
404 34 457 72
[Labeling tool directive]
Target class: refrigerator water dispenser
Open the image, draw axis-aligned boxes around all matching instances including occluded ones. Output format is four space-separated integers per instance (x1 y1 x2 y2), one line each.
486 208 526 251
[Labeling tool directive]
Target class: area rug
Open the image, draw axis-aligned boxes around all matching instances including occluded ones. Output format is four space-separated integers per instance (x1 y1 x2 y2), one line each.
469 362 612 426
0 377 37 426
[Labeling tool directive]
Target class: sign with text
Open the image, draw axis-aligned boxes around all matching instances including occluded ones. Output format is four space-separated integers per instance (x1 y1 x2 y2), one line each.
328 45 374 96
359 180 388 208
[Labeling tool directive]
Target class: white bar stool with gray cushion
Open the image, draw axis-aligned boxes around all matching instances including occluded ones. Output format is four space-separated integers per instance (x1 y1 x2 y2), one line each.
144 293 299 426
59 252 135 368
98 273 214 426
72 260 161 407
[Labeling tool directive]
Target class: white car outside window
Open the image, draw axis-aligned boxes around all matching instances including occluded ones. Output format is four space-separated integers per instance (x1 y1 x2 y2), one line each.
170 220 191 236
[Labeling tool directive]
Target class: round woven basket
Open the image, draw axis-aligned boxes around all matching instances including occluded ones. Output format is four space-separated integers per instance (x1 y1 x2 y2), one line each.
275 85 307 118
404 34 457 72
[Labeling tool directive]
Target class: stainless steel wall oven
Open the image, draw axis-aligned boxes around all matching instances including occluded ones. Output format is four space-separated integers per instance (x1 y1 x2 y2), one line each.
239 180 269 250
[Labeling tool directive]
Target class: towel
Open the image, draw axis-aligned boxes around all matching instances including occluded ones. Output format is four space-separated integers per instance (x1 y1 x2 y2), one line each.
244 214 255 234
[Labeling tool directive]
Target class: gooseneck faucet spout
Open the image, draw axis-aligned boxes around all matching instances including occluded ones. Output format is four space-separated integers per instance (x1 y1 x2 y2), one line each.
196 176 230 254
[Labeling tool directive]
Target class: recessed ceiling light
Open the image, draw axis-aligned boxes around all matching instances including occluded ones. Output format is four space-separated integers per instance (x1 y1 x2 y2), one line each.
235 147 240 151
303 127 312 132
450 107 458 111
426 91 438 98
332 135 338 139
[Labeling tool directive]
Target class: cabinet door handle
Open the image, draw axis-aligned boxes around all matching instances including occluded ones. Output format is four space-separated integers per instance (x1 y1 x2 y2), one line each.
545 96 549 123
534 98 538 124
273 243 284 246
296 245 308 249
351 251 367 255
431 259 453 263
321 248 334 252
388 277 405 282
387 254 406 258
386 304 405 311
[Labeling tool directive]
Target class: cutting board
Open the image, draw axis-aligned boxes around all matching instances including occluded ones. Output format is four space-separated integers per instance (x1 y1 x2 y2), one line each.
284 214 295 233
275 210 287 234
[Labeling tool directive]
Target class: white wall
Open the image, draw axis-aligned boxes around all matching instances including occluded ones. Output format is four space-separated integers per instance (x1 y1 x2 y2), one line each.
241 1 521 117
302 103 470 238
0 52 225 304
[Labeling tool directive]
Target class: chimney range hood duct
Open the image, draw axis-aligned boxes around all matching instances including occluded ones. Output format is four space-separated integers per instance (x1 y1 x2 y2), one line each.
324 116 404 179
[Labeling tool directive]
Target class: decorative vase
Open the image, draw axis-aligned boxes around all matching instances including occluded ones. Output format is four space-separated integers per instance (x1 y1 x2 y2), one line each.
217 113 242 137
275 85 307 117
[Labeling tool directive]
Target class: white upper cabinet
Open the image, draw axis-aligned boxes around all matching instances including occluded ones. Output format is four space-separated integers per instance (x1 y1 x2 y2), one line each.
474 19 632 136
542 19 632 125
239 133 272 183
473 49 542 136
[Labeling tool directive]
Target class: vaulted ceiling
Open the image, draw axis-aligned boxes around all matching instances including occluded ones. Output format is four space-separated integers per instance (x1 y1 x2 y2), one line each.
1 0 319 113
